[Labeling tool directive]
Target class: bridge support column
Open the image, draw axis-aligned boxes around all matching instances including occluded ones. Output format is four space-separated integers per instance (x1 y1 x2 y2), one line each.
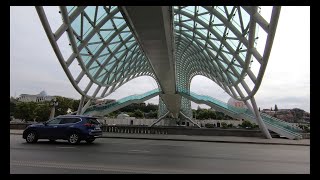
150 111 170 127
249 97 272 139
80 99 92 115
76 95 86 115
179 111 201 128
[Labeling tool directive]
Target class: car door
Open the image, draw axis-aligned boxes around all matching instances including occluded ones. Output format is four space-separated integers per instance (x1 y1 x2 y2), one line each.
58 118 81 139
44 118 63 139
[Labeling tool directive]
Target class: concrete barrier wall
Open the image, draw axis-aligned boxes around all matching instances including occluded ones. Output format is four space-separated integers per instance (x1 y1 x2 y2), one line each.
10 123 32 130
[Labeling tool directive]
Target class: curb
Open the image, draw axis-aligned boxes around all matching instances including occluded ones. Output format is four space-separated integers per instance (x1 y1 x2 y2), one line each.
98 136 310 146
10 132 309 146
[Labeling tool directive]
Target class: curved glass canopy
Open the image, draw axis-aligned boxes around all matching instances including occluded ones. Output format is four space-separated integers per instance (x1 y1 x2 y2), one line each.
174 6 276 101
36 6 280 103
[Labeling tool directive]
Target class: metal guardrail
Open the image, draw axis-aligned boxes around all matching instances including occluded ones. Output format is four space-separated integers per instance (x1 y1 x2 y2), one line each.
102 125 168 134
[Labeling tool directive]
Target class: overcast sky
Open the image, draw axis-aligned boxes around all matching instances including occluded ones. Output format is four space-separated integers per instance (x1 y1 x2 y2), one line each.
10 6 310 112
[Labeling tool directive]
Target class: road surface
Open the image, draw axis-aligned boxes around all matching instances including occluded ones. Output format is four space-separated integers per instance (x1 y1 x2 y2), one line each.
10 134 309 174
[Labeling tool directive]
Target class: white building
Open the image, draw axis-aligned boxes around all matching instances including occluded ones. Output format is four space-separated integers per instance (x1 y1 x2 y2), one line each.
17 90 55 102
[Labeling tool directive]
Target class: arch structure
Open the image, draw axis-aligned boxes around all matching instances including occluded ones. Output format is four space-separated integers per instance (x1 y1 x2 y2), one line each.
36 6 281 139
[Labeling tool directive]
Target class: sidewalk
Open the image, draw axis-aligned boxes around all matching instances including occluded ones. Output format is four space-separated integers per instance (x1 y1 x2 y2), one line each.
10 129 310 146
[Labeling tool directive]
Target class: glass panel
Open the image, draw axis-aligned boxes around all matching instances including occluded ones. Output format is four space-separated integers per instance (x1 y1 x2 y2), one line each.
216 6 226 17
84 6 96 22
108 41 120 51
120 32 131 40
106 59 116 71
82 15 93 39
71 15 81 35
67 6 76 14
96 6 107 24
239 7 250 31
113 18 125 27
114 11 123 18
101 19 113 30
100 29 114 40
231 8 242 32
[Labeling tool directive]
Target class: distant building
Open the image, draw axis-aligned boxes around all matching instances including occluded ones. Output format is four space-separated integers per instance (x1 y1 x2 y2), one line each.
17 90 55 103
227 98 247 109
117 113 131 119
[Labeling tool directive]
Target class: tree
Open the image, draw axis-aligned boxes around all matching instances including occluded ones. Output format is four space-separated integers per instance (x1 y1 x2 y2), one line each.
133 109 144 118
221 122 228 129
72 99 80 112
274 104 278 111
13 102 38 122
34 102 51 122
216 112 224 120
258 107 260 112
10 100 16 117
271 107 273 111
205 123 214 128
239 120 254 129
55 96 74 116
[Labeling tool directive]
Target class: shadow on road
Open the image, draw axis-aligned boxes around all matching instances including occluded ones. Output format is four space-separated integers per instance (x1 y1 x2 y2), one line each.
21 139 104 147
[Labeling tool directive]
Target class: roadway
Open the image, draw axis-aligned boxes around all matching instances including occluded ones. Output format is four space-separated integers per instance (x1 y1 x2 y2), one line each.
10 134 310 174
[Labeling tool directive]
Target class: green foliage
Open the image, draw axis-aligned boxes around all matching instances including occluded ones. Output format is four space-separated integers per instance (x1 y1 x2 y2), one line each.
239 120 254 129
239 120 258 129
13 102 38 122
72 99 80 112
192 108 233 120
105 111 117 118
205 123 215 128
55 96 74 116
10 100 16 116
118 103 158 113
292 108 304 122
298 124 310 133
227 123 233 128
145 110 158 118
35 102 51 122
216 112 225 120
133 109 144 118
12 96 81 122
221 122 228 129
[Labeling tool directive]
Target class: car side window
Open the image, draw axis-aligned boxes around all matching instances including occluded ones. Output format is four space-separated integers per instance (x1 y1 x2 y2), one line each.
60 118 80 124
86 118 100 125
47 118 62 125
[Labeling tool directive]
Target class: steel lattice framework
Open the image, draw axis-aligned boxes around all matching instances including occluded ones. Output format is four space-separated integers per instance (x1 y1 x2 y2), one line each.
36 6 280 122
37 6 158 100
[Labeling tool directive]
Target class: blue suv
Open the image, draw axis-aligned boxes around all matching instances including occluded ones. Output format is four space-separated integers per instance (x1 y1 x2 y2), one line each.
23 115 102 144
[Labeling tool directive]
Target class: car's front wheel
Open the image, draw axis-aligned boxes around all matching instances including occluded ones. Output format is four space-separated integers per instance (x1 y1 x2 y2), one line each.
67 132 81 144
26 131 38 143
85 138 95 144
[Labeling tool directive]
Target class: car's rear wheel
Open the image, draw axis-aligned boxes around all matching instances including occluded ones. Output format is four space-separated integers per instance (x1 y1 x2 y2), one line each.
26 131 38 143
85 138 95 144
68 132 81 144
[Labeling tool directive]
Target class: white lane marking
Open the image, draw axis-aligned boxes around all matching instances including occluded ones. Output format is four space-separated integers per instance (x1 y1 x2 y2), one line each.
56 146 76 149
129 150 150 153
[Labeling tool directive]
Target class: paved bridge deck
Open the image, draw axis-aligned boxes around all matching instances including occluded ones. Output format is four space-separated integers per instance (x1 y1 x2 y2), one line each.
10 130 309 146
